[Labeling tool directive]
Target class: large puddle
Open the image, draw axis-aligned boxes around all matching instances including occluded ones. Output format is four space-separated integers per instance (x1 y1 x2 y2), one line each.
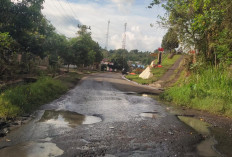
178 116 224 157
39 110 102 128
0 138 63 157
178 116 211 135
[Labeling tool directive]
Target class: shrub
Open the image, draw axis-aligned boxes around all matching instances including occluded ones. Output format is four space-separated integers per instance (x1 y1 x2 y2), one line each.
0 77 67 119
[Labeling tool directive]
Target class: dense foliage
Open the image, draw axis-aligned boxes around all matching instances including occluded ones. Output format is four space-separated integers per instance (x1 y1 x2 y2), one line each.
161 28 179 52
0 0 103 81
150 0 232 116
150 0 232 65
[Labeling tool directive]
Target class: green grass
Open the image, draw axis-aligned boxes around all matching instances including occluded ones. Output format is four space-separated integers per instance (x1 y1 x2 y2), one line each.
57 72 83 88
0 72 82 119
161 68 232 117
151 55 182 78
126 55 182 84
126 74 154 85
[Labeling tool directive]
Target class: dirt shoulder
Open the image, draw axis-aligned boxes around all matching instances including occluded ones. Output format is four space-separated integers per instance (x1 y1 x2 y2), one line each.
150 55 184 88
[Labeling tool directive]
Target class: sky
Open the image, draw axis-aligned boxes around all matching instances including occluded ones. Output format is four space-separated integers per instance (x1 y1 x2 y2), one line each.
41 0 167 52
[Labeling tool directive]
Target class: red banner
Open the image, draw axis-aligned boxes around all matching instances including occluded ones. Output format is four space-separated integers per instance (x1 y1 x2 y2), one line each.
158 48 164 52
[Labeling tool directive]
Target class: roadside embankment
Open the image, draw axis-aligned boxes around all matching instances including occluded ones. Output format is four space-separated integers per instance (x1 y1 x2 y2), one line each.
125 55 182 85
161 68 232 118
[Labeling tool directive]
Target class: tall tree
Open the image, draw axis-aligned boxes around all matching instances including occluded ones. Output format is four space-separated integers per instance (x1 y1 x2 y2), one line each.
161 28 179 52
0 32 19 80
69 25 103 67
150 0 232 65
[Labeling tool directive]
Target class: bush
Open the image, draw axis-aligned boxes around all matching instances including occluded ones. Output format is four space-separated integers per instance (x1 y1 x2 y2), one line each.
0 77 67 119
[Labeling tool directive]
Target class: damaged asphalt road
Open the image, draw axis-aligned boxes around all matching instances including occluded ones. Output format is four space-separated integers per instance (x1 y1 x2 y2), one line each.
0 73 203 157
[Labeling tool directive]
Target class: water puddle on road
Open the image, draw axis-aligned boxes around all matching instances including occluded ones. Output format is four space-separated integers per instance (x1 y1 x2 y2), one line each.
178 116 220 157
39 110 102 128
210 127 232 157
178 116 211 135
0 138 63 157
140 112 162 118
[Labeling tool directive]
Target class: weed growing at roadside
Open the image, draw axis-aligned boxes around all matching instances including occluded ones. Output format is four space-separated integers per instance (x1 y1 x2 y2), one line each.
0 77 67 119
161 68 232 117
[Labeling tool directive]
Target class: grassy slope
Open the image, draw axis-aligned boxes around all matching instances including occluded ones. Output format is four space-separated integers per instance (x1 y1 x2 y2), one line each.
161 69 232 117
0 72 82 119
126 55 182 85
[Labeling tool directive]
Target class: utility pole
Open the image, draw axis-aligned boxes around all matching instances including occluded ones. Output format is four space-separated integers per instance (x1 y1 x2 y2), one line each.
122 23 127 50
105 20 110 50
122 23 127 69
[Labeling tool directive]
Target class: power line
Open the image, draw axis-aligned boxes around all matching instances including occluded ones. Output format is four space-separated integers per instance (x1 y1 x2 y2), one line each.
44 0 77 36
56 0 77 25
65 0 79 19
43 1 69 35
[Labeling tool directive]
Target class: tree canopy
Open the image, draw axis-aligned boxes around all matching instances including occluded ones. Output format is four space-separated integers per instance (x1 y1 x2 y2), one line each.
150 0 232 65
161 28 179 52
0 0 103 81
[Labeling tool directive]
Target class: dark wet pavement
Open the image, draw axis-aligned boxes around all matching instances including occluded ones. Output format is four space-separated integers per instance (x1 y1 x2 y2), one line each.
0 73 225 157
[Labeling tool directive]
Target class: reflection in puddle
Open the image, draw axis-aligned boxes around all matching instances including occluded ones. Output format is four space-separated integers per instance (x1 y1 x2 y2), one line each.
211 127 232 157
197 137 219 157
140 112 160 118
178 116 219 157
39 110 102 128
178 116 211 135
0 140 63 157
142 94 148 97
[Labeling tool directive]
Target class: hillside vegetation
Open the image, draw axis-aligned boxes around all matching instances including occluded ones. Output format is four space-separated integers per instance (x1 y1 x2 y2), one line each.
0 72 82 119
150 0 232 117
126 55 182 85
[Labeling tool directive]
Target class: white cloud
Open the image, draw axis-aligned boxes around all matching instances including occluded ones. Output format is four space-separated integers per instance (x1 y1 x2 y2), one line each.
42 0 166 51
110 0 135 13
131 26 140 32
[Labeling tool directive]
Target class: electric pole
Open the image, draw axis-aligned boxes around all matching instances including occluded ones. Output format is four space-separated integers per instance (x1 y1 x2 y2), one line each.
105 20 110 50
122 23 127 50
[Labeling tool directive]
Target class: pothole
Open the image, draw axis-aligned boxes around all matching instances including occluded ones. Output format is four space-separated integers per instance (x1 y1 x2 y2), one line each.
0 139 63 157
140 112 161 118
123 92 137 95
39 110 102 128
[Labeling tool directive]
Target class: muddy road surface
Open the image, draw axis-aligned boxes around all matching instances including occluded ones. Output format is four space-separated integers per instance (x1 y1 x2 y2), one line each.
0 73 221 157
